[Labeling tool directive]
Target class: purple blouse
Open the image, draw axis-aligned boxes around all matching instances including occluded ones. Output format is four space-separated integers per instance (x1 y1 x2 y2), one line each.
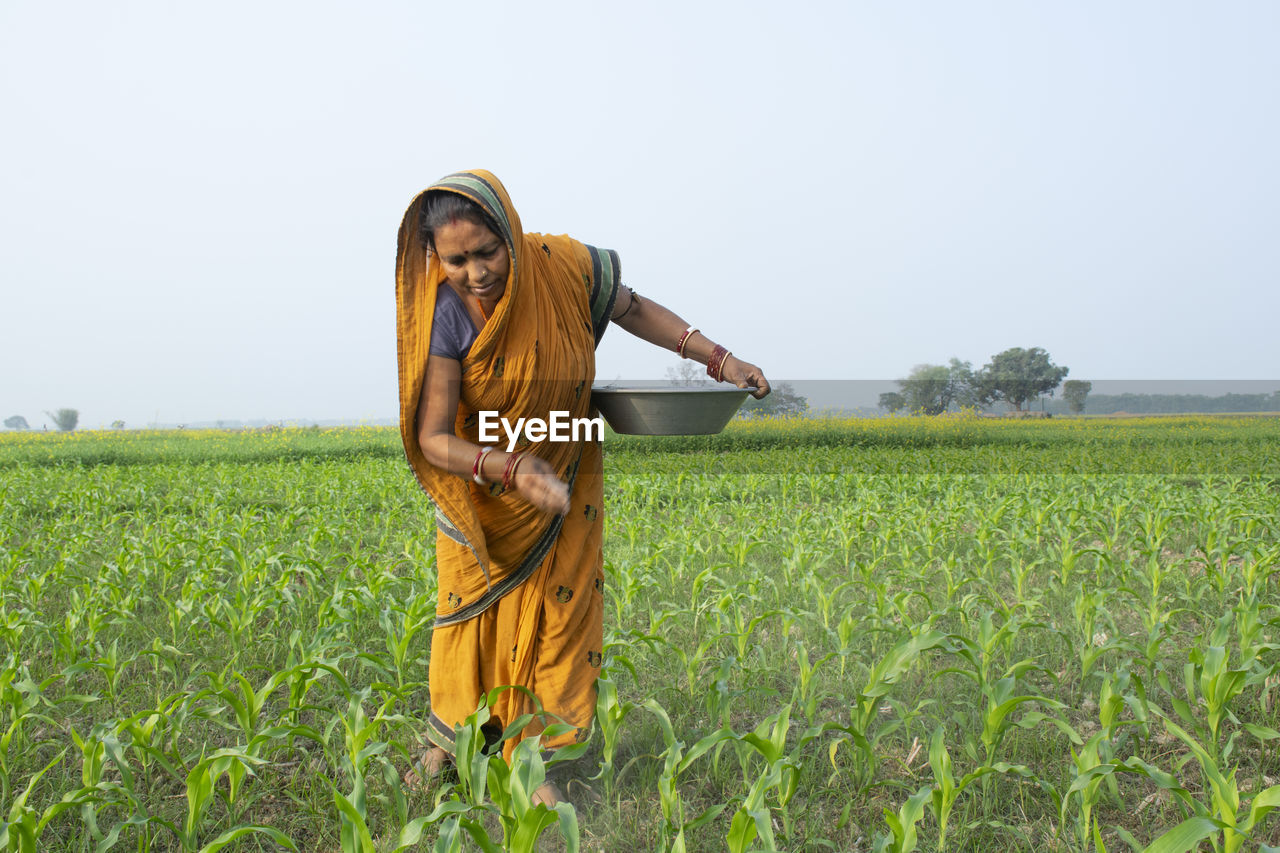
428 285 479 361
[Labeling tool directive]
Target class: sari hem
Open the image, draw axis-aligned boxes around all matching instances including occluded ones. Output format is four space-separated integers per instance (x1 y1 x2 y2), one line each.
427 712 456 750
434 509 468 547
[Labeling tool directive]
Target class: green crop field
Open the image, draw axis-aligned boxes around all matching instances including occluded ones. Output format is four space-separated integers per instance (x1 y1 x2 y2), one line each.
1 416 1279 852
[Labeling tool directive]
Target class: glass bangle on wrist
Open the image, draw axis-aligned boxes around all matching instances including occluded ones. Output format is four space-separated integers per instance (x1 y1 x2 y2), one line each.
472 446 495 485
676 327 699 359
707 345 731 382
502 451 525 492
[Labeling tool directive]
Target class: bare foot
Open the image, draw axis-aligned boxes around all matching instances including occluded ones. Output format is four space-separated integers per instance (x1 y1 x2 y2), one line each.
530 779 565 808
403 746 450 791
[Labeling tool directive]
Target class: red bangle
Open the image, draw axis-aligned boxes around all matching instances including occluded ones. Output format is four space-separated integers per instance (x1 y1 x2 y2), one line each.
472 447 494 485
707 345 731 382
502 451 524 492
676 327 699 359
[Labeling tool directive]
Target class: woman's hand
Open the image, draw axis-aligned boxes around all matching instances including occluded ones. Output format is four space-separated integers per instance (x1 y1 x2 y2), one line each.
513 454 571 515
721 356 772 399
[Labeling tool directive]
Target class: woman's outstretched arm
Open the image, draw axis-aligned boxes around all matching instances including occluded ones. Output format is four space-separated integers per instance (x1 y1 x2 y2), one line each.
610 287 771 398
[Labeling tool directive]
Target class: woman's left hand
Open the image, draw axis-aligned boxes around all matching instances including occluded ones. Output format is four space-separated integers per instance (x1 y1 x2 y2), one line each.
721 356 771 399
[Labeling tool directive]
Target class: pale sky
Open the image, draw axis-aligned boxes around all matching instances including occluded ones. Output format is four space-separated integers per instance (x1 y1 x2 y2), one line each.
2 1 1277 427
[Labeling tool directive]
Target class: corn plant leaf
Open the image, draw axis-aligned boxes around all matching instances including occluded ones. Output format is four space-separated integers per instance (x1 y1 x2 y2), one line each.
457 816 505 853
1066 763 1119 797
432 816 464 853
506 739 547 816
98 733 135 792
197 825 297 853
676 727 734 775
862 630 949 700
1017 710 1084 745
553 801 580 853
739 732 783 764
642 698 678 749
548 741 591 764
1243 723 1280 741
487 755 513 817
93 811 154 853
33 785 97 836
1114 756 1189 799
1139 816 1225 853
935 665 982 684
1245 785 1280 833
510 806 560 853
726 806 760 853
683 802 728 834
0 821 36 852
424 800 472 824
928 725 955 801
1112 824 1143 853
1159 717 1239 817
871 784 932 853
541 723 576 740
1093 817 1108 853
332 786 376 853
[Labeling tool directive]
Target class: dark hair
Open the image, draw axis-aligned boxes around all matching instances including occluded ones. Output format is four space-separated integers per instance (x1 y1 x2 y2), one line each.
418 192 501 251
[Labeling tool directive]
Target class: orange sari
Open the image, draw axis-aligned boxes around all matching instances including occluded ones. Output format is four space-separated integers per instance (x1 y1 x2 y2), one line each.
394 171 620 756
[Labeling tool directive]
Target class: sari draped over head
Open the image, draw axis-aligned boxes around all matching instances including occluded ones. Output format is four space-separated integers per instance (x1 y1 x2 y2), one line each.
395 170 620 755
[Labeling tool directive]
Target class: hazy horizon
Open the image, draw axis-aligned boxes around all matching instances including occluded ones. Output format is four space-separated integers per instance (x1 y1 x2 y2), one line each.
9 379 1278 431
4 2 1278 430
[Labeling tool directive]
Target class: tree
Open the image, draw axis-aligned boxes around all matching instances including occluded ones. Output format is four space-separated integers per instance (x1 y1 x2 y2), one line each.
665 361 708 387
111 420 126 430
45 408 79 432
4 415 29 430
740 382 808 417
974 348 1068 412
878 392 905 413
1062 380 1092 414
896 359 977 415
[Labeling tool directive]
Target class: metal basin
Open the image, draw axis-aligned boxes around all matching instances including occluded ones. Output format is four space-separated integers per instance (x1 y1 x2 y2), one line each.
591 386 752 435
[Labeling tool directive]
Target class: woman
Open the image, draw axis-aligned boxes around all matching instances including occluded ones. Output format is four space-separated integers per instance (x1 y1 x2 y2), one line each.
395 170 770 803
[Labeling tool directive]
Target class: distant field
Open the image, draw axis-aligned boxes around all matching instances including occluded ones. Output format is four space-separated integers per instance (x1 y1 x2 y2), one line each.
1 416 1278 851
4 413 1278 469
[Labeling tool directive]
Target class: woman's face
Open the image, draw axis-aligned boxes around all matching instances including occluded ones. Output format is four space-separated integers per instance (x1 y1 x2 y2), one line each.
433 218 509 304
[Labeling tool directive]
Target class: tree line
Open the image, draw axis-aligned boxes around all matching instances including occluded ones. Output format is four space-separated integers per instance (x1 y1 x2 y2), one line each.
5 409 80 431
879 347 1081 415
1041 390 1280 415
